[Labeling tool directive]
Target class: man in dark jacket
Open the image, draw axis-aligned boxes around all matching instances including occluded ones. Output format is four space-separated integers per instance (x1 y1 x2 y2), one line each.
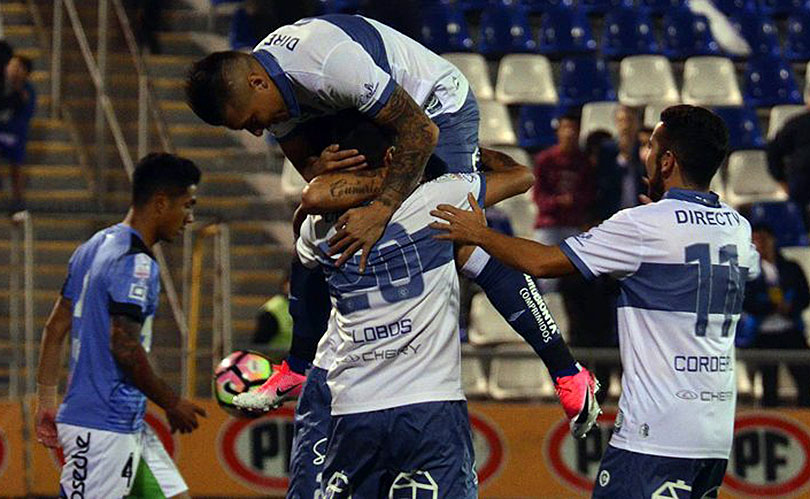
767 106 810 227
741 223 810 406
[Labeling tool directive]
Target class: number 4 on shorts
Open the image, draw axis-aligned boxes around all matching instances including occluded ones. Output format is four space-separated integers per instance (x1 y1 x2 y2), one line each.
122 453 134 487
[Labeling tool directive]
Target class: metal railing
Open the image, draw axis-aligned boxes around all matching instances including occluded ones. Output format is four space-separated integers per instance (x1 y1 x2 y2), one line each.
8 212 35 398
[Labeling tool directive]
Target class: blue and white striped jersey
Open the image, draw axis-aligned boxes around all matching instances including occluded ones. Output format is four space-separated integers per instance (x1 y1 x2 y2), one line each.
252 14 470 139
560 188 760 459
56 224 161 434
298 173 486 416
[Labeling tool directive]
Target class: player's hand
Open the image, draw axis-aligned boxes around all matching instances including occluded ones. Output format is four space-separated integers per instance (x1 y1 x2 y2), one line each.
429 193 489 246
165 398 207 434
35 407 60 448
311 144 367 177
328 202 394 272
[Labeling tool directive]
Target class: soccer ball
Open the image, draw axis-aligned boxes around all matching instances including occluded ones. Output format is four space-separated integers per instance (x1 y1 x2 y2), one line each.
213 350 272 418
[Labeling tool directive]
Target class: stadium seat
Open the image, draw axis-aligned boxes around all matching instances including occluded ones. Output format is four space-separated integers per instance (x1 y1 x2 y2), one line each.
725 150 788 206
730 11 781 58
758 0 810 16
618 55 680 106
456 0 489 11
538 4 597 55
461 354 489 397
479 2 537 57
318 0 361 13
710 169 728 200
281 158 306 203
489 344 555 400
517 105 560 150
681 57 743 106
558 56 616 107
601 7 659 59
806 61 810 101
522 0 569 13
744 55 804 107
468 293 524 345
714 0 759 15
493 185 537 238
748 201 810 247
662 8 720 59
579 0 629 15
643 102 674 128
420 3 474 53
786 10 810 61
713 106 766 150
767 104 806 139
641 0 687 15
479 100 518 145
495 54 558 105
579 101 620 148
442 53 494 100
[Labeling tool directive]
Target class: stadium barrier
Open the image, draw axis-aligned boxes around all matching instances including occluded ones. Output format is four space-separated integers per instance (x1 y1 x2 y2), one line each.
4 398 810 497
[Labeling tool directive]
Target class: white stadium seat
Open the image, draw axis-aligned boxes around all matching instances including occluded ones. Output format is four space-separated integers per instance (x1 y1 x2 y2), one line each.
489 344 555 400
461 355 489 397
780 246 810 336
709 169 727 201
442 52 494 100
493 188 536 239
580 101 620 148
643 102 674 129
478 100 517 146
280 157 306 203
619 55 680 107
681 56 743 106
767 105 806 140
468 292 524 345
495 54 558 105
724 150 788 207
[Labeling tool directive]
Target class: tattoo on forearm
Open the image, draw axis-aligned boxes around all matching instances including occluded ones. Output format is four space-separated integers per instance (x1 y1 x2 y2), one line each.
328 176 384 200
480 148 519 171
373 86 436 208
110 315 178 410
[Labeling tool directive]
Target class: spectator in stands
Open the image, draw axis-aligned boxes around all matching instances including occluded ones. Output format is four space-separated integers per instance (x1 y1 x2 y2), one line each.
586 130 621 222
0 55 35 213
767 106 810 227
253 274 293 351
532 111 594 247
614 105 646 211
741 223 810 407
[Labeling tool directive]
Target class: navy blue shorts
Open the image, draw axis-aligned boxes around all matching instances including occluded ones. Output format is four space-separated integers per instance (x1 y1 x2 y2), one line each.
426 90 481 178
321 400 477 499
287 367 332 499
592 445 727 499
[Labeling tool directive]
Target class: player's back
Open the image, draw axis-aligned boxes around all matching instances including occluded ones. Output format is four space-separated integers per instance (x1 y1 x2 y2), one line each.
566 188 759 458
298 173 485 415
56 224 160 433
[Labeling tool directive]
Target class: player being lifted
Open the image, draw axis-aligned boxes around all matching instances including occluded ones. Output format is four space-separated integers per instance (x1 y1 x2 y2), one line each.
34 154 206 498
185 13 599 433
433 105 760 498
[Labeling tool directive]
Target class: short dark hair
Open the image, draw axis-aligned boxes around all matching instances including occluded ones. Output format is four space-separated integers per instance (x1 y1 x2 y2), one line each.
556 109 581 127
658 105 729 189
13 55 32 73
185 51 247 126
132 153 201 207
331 111 393 169
584 129 613 157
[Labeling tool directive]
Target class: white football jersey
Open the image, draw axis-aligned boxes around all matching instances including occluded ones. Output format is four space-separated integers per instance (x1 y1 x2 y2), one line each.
298 173 485 416
252 14 470 139
560 188 760 459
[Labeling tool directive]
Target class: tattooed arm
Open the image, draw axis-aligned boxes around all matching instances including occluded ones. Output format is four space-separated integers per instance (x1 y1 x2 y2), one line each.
480 147 534 207
110 314 206 433
301 167 388 214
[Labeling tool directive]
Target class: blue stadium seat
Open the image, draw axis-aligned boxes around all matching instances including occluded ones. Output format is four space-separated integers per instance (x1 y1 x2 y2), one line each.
748 201 810 247
318 0 361 14
479 2 537 57
538 4 597 55
713 106 766 150
522 0 568 13
786 10 810 61
758 0 810 16
744 55 804 106
558 56 616 106
601 7 659 59
517 105 560 149
421 3 474 53
578 0 630 15
457 0 489 11
714 0 759 15
662 8 720 58
731 11 781 58
640 0 687 15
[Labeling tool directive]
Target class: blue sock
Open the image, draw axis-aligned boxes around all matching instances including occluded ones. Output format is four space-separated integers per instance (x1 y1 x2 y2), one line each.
471 255 578 379
287 257 331 375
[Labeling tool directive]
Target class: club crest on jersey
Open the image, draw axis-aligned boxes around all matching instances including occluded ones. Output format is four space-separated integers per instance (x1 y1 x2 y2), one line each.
360 82 379 106
133 253 152 279
128 284 147 302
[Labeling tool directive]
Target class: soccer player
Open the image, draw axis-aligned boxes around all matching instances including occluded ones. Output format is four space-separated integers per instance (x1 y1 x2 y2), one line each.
268 120 535 498
185 14 599 430
33 153 206 498
432 105 760 498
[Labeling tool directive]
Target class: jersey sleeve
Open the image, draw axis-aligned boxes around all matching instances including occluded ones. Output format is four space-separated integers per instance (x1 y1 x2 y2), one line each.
744 242 761 281
559 209 644 280
106 252 160 323
60 248 81 301
295 217 321 269
425 173 486 211
319 41 396 117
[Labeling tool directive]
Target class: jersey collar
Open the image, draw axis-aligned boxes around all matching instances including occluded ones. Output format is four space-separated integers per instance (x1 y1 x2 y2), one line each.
663 188 721 208
251 50 301 118
118 224 156 259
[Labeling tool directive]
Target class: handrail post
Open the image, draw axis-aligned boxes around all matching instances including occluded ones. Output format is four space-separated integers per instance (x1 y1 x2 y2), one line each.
50 0 63 119
212 226 222 374
95 0 109 210
138 74 148 159
21 212 35 396
219 225 232 356
9 221 21 398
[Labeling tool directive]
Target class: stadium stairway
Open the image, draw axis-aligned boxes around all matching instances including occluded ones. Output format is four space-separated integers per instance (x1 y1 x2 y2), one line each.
0 1 296 397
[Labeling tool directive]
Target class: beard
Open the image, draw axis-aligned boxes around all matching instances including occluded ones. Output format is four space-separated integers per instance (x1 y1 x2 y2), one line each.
647 156 666 202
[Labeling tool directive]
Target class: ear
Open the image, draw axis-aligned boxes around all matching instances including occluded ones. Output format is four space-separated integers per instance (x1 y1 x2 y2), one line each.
153 192 169 214
383 146 395 167
248 71 269 91
660 150 677 180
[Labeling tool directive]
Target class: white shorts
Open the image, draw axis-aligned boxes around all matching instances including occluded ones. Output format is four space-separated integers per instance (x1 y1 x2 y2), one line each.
57 423 187 498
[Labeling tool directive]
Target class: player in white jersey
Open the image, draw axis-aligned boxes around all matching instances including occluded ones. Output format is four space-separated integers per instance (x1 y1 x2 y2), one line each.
33 154 206 498
432 105 760 498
